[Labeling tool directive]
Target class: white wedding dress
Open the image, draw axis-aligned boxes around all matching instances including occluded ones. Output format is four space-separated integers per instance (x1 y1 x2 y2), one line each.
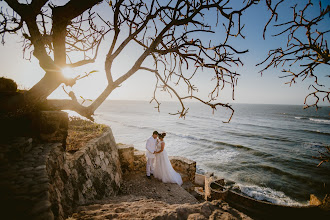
153 140 183 185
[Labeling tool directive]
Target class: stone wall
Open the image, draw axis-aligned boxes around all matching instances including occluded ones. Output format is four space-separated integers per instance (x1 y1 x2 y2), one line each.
118 144 196 182
47 127 122 219
133 149 147 172
117 145 147 173
0 139 61 219
117 144 134 174
59 128 122 217
0 111 122 219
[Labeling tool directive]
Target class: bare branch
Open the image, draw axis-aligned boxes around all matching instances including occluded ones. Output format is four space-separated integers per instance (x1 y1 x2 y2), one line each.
312 146 330 167
140 67 234 123
259 1 330 109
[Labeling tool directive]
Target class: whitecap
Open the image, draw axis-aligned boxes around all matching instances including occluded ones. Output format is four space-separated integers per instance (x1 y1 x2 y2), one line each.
309 118 330 124
236 184 308 206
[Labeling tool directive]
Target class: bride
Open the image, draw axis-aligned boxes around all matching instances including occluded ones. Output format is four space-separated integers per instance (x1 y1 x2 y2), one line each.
153 133 183 186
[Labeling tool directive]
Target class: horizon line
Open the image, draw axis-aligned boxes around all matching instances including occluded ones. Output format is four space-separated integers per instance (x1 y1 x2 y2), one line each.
100 99 329 107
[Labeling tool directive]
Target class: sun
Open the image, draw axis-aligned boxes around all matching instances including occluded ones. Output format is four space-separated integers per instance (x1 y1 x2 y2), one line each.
61 67 75 78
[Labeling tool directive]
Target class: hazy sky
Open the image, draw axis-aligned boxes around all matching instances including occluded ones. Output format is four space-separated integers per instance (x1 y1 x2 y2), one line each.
0 0 329 106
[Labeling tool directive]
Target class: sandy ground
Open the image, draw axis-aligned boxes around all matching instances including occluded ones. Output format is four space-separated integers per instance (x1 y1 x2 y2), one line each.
68 173 252 220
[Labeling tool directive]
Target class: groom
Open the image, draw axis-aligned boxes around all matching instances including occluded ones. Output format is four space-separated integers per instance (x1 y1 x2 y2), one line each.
145 131 158 179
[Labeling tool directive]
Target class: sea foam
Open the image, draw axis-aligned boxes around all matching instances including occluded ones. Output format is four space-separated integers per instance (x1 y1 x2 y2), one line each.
236 183 308 206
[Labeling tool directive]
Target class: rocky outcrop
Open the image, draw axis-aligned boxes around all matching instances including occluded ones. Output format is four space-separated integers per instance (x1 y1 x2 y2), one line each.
72 197 252 220
71 172 251 220
169 156 196 182
310 194 322 206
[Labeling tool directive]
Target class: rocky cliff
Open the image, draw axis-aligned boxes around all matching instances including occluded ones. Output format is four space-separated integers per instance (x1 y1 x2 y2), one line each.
0 111 122 219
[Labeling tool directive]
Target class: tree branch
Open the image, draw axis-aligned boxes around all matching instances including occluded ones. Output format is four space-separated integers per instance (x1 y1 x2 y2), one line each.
258 1 330 109
140 66 234 123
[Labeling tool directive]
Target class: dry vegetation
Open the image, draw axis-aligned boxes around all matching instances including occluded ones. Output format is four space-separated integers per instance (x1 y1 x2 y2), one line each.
66 116 108 152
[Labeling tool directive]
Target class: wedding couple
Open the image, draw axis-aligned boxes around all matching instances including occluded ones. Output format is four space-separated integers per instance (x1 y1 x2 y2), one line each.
145 131 183 186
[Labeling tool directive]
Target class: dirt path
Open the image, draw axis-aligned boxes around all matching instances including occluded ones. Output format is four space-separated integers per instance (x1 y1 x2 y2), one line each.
118 173 199 204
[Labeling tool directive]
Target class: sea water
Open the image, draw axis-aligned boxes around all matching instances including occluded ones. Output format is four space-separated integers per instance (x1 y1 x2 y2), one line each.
94 100 330 206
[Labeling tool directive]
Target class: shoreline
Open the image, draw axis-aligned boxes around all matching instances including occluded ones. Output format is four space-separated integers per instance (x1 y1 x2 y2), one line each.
116 144 319 208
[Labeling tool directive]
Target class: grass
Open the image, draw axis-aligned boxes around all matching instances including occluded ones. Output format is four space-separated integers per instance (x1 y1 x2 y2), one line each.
66 116 108 152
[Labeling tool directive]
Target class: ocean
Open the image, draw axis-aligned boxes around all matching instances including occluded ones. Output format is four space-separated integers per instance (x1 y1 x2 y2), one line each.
93 100 330 206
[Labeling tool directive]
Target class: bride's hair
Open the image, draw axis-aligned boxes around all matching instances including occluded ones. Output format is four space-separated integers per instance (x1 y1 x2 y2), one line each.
158 132 166 139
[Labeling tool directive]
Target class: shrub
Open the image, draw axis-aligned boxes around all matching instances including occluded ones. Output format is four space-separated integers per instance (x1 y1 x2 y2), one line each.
0 77 17 92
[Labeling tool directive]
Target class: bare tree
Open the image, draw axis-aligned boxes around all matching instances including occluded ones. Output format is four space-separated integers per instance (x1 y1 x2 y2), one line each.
0 0 105 116
1 0 328 123
1 0 263 122
259 0 330 109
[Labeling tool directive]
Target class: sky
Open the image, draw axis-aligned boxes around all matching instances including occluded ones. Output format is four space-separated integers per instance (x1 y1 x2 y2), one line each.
0 0 329 106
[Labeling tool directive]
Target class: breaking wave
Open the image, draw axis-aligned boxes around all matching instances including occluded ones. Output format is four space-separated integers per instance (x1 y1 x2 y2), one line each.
235 184 307 206
294 116 330 124
309 118 330 124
